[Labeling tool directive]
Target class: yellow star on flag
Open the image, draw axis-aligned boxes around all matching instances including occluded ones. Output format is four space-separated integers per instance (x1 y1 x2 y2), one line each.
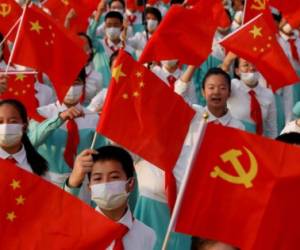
15 74 26 81
10 179 21 190
112 64 126 83
133 91 139 97
139 81 145 88
30 20 43 34
6 211 16 222
250 25 262 39
136 71 142 78
16 195 25 205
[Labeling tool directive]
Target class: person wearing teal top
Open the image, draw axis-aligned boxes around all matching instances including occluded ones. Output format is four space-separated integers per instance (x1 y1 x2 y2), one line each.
37 69 106 203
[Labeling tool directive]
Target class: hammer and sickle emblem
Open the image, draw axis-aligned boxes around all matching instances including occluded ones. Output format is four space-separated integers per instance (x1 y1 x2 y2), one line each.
0 3 11 18
211 147 258 188
61 0 69 6
251 0 266 11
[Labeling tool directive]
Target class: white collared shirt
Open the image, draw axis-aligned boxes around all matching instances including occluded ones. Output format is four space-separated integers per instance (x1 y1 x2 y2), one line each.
101 38 135 59
227 79 277 138
95 207 156 250
0 146 32 173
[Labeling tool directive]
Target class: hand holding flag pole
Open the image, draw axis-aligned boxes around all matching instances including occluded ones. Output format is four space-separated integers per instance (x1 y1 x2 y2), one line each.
161 112 209 250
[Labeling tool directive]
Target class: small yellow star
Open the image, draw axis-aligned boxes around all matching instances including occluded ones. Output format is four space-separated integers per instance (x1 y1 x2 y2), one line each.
139 81 145 88
6 211 16 222
122 93 129 99
136 71 142 78
15 74 26 82
253 47 258 52
30 20 43 34
260 48 265 53
249 25 262 39
10 179 21 190
133 91 139 97
14 91 19 96
16 195 25 205
267 43 271 48
112 64 126 83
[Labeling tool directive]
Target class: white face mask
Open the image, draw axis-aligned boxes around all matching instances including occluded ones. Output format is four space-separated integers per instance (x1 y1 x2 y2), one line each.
0 124 23 147
161 59 178 68
64 85 83 102
240 72 260 87
147 19 158 32
106 27 121 40
91 180 130 211
281 23 293 34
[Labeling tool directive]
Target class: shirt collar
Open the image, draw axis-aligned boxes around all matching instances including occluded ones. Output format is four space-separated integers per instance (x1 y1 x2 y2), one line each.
162 67 181 78
0 145 26 165
205 107 233 126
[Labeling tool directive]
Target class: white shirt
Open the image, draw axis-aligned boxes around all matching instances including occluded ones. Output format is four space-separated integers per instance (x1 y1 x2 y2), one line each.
127 31 149 58
95 207 156 250
101 38 135 59
85 62 103 104
227 79 277 138
35 82 55 107
0 145 32 173
173 105 245 189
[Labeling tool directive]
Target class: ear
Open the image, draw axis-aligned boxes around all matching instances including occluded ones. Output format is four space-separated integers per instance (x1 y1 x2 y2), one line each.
126 177 135 193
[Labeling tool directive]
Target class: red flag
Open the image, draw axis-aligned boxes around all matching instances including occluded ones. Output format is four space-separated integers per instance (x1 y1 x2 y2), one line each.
97 49 195 208
0 0 22 36
11 6 88 102
139 0 218 66
0 73 45 122
213 0 231 29
271 0 300 28
220 12 299 92
243 0 271 23
175 123 300 250
0 159 127 249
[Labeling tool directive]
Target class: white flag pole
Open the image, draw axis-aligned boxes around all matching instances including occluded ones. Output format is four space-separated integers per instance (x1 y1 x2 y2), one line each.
161 112 209 250
0 17 21 48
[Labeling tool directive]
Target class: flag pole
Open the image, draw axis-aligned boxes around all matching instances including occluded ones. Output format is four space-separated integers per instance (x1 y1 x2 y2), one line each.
5 0 31 74
0 17 21 48
161 112 209 250
90 131 98 149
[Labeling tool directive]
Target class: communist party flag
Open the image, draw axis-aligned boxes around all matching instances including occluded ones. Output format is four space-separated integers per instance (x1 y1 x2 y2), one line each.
271 0 300 28
139 0 218 66
243 0 271 23
0 72 45 122
11 5 88 102
220 12 299 92
0 0 22 36
0 159 127 249
97 49 195 209
175 123 300 250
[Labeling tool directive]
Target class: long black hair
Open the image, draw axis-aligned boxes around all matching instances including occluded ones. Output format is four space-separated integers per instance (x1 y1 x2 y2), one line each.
0 99 48 176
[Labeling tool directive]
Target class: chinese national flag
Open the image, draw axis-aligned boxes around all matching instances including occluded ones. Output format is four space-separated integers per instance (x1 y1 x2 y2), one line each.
0 159 127 249
271 0 300 28
12 6 88 102
175 123 300 250
139 0 218 66
0 72 45 122
220 12 299 92
97 49 195 208
243 0 271 23
0 0 22 36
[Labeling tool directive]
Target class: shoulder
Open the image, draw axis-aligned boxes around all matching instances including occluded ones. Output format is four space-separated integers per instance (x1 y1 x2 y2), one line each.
132 218 156 243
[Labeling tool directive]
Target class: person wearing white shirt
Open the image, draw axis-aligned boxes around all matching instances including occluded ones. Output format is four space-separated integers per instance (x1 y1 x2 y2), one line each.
66 145 156 250
227 58 277 138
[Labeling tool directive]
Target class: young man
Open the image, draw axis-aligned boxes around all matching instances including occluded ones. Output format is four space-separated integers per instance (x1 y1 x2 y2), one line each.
66 145 156 250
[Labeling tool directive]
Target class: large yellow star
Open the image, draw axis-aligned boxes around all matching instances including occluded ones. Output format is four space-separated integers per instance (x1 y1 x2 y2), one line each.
250 25 262 39
15 74 26 82
30 20 43 34
16 195 25 205
6 211 16 222
112 64 126 83
10 179 21 190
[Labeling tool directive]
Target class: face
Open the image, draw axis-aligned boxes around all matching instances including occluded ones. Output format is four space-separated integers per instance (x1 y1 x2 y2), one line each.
90 160 134 192
202 74 230 111
105 17 123 29
235 58 256 76
110 1 125 12
0 104 24 125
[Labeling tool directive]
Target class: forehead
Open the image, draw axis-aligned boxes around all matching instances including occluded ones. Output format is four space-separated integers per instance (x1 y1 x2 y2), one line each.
239 58 253 67
205 74 229 86
0 104 22 118
92 159 125 175
105 17 122 25
146 13 157 19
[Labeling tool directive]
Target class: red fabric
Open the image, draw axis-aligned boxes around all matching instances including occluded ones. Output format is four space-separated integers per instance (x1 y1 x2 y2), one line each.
243 0 271 24
220 11 299 92
12 6 88 102
139 0 218 66
97 49 195 209
0 0 22 36
127 14 137 25
63 119 80 169
112 225 129 250
213 0 231 28
175 123 300 250
0 159 128 248
5 157 17 164
249 90 263 135
167 75 176 90
125 0 144 12
288 38 300 63
271 0 300 28
0 73 45 122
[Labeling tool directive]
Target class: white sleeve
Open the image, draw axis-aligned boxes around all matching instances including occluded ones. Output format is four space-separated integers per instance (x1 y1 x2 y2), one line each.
265 95 278 138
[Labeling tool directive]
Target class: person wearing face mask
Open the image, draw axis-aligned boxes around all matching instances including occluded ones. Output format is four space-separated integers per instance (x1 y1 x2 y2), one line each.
65 145 156 250
126 7 162 59
36 68 106 203
226 58 277 138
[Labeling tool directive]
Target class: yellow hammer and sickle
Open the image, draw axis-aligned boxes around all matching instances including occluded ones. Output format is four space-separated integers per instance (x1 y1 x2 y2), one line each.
210 147 258 188
251 0 266 11
0 3 11 18
61 0 69 6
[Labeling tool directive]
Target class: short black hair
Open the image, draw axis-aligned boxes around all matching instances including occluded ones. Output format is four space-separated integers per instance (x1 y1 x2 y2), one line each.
105 11 123 23
91 145 134 179
144 7 162 23
108 0 125 8
202 67 231 91
276 132 300 146
170 0 184 5
191 237 240 250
